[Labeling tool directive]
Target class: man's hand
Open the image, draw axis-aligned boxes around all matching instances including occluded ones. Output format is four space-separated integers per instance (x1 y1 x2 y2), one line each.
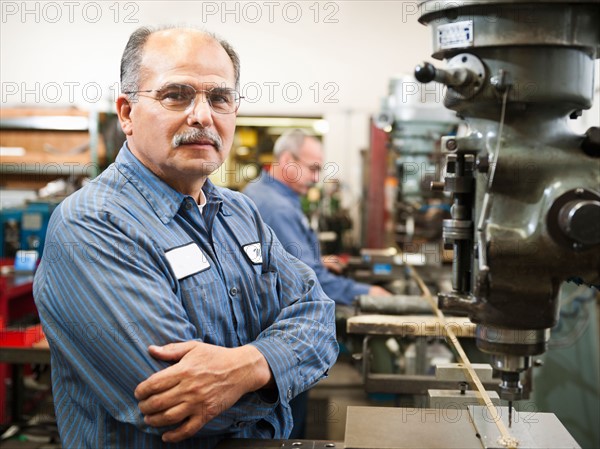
322 255 345 274
134 341 272 443
368 285 392 297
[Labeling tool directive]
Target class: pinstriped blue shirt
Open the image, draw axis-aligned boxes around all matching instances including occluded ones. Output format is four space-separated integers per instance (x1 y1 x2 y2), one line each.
33 143 338 449
243 172 370 305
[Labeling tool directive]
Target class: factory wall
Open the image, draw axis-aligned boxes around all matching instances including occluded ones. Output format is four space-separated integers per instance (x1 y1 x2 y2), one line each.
0 1 431 217
2 1 599 227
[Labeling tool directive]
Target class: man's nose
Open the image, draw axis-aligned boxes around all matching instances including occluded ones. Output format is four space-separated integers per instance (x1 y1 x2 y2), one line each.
186 95 213 128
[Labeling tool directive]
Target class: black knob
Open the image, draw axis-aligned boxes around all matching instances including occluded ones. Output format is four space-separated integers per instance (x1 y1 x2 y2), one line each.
415 62 436 83
581 127 600 158
559 200 600 246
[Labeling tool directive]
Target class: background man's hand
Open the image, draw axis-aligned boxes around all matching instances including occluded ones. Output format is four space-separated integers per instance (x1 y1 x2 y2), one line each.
322 255 345 274
135 341 272 443
368 285 392 297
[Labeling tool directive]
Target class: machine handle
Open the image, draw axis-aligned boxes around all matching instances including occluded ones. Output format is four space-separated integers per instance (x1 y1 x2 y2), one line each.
415 61 475 87
414 62 437 83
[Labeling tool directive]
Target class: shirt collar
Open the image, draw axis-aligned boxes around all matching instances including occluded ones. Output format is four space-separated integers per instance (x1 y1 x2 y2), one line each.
114 142 226 223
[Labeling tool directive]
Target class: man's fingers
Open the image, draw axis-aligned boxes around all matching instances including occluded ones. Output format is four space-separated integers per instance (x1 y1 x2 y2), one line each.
143 402 188 427
138 387 184 415
134 368 180 400
162 414 211 443
148 341 198 361
135 341 202 400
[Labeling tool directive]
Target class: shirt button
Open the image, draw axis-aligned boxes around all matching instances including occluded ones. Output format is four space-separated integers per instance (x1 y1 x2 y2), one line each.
185 202 193 210
229 287 238 296
287 388 293 400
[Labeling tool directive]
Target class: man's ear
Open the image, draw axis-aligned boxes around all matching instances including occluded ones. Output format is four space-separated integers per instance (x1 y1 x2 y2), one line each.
116 94 134 136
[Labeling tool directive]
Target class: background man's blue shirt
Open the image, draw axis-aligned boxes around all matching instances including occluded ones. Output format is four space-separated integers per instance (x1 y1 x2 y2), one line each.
243 171 370 305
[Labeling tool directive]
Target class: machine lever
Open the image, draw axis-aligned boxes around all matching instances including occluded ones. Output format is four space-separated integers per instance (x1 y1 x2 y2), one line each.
414 62 474 87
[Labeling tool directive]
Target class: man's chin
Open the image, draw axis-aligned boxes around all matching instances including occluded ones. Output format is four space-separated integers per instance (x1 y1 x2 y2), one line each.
175 153 223 169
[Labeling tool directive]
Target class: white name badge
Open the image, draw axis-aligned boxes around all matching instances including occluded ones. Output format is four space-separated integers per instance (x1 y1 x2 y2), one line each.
243 242 263 265
165 243 210 279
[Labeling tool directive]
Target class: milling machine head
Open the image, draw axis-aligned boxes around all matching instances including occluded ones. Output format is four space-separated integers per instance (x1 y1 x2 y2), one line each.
415 0 600 401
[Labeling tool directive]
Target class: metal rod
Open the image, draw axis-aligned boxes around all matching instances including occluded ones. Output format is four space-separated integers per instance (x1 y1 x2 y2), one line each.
408 265 519 449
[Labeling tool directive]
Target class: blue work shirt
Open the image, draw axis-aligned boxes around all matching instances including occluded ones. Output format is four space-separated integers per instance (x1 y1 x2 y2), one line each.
243 171 370 305
33 144 338 448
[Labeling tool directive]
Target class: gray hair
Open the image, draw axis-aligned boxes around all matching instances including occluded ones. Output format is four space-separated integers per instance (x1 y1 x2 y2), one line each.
273 128 312 160
120 25 241 93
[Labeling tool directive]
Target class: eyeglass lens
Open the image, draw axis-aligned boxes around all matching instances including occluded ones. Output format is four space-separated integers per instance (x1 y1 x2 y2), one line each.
157 84 239 113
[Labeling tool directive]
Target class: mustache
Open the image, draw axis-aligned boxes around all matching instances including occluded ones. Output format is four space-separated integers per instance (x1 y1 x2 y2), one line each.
172 129 223 151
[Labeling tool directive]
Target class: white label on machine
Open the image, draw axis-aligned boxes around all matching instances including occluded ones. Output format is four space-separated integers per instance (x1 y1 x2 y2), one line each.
438 20 473 49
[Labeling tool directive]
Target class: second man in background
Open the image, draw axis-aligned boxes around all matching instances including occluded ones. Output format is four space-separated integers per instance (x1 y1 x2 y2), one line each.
243 129 390 438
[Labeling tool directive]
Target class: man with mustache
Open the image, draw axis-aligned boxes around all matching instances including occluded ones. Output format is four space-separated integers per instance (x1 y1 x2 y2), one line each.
33 26 338 449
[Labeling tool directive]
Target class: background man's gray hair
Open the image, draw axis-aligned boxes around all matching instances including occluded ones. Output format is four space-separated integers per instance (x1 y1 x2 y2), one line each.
120 25 241 93
273 129 312 159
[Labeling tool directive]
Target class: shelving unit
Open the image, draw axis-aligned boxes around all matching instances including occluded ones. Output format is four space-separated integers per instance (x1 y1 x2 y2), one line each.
0 108 105 191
